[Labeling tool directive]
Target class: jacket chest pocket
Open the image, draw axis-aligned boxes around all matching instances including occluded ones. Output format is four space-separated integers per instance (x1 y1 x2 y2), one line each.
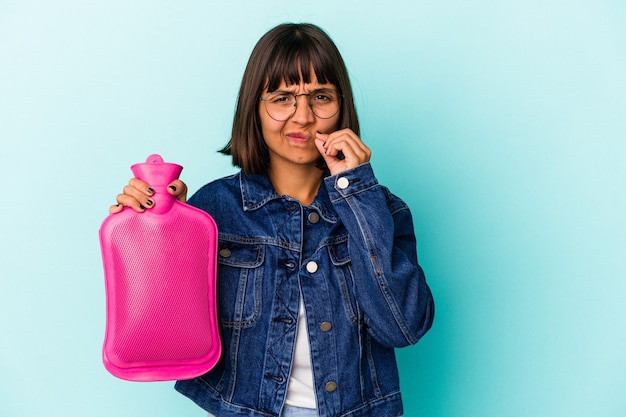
217 241 265 328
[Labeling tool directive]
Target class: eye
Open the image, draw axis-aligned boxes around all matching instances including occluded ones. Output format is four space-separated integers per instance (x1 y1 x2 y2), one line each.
268 93 294 105
311 90 336 103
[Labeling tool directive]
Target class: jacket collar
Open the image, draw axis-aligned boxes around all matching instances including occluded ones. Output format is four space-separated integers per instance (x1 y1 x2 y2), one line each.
239 170 338 223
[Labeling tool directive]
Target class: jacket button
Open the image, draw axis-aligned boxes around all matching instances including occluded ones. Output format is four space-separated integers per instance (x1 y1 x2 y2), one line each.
325 381 337 392
337 177 349 189
306 261 318 273
320 321 332 332
219 248 231 258
307 211 320 224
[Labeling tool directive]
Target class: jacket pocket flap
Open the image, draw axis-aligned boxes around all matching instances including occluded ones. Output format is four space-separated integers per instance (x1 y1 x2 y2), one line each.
218 242 265 268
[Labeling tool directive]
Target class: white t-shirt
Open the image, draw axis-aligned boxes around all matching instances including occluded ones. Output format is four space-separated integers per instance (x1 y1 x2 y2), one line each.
284 300 317 409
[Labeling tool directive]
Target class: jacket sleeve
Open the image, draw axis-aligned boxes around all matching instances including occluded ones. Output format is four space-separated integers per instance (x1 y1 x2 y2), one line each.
325 162 434 348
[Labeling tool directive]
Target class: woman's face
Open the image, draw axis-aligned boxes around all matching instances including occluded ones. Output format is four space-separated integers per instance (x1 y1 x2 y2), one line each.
259 74 340 170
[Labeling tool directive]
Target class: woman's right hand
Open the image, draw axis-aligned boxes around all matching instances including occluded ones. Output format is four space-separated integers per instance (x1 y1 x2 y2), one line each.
109 178 188 214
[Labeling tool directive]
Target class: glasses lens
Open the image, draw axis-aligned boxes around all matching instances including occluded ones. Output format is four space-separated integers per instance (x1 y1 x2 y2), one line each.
264 92 296 121
309 89 340 119
263 89 341 121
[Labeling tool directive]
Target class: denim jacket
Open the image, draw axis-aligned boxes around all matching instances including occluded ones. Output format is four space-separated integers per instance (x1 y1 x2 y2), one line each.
175 163 434 417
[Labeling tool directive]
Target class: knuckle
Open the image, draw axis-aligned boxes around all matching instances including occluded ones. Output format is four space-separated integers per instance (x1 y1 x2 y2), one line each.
122 185 134 196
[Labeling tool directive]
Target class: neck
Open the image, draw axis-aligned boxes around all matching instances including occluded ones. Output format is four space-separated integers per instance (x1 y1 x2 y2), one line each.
268 162 324 206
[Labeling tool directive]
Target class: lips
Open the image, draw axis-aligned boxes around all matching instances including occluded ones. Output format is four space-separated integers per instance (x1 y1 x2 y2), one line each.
285 132 311 143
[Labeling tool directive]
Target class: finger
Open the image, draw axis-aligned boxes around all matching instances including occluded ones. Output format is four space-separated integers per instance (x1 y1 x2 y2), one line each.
122 183 154 210
167 179 188 203
328 139 363 167
322 131 371 166
341 138 371 163
108 203 124 215
108 178 155 214
116 191 149 213
335 130 370 158
128 178 154 197
322 129 362 154
314 133 328 155
314 133 337 167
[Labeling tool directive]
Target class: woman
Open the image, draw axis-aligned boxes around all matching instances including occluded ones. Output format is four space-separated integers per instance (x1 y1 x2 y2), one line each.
111 23 434 417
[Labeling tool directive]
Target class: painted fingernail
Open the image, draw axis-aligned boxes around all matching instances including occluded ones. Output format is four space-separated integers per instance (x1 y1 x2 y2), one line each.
169 185 177 192
145 199 153 206
147 187 155 195
139 204 146 210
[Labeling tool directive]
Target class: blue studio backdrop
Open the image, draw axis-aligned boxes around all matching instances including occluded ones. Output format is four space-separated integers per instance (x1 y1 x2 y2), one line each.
1 1 625 416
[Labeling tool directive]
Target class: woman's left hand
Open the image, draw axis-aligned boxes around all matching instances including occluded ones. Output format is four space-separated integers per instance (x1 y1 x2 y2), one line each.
314 129 371 176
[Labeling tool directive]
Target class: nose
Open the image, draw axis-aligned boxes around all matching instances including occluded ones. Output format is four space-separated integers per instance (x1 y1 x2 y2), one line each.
290 94 316 124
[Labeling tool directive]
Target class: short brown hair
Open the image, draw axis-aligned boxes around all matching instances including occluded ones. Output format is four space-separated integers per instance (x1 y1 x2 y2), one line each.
219 23 360 175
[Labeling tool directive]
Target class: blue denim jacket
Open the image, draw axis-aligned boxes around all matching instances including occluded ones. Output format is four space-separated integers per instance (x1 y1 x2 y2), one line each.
175 163 434 417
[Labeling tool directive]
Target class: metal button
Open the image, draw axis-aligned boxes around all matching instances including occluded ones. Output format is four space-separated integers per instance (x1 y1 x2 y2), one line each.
307 211 320 224
306 261 318 273
219 248 231 258
337 177 349 189
325 381 337 392
320 321 332 332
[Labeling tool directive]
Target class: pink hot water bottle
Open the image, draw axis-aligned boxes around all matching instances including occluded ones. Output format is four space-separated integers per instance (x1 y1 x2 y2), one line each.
99 154 221 381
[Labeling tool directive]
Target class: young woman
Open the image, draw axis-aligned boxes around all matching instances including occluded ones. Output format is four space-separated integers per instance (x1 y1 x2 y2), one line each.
110 23 434 417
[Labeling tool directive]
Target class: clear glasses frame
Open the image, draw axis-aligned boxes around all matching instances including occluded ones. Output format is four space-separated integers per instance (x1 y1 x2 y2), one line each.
259 89 342 122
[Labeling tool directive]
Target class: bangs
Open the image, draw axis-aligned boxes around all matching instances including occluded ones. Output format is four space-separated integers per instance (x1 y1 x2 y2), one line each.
264 32 338 92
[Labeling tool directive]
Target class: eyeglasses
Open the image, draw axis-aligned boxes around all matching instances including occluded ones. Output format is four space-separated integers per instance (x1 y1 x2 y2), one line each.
260 88 342 122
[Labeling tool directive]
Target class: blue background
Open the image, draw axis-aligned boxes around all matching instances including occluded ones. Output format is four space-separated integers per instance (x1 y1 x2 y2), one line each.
1 1 625 416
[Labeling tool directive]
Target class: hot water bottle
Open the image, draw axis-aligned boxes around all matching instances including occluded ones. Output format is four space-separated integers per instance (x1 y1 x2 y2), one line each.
99 154 220 381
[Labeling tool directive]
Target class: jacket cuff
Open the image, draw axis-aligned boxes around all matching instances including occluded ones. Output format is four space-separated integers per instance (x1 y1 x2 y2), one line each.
324 162 379 201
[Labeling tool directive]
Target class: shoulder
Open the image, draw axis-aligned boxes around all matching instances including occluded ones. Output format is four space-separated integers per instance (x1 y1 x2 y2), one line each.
188 172 242 211
193 172 240 194
380 185 410 215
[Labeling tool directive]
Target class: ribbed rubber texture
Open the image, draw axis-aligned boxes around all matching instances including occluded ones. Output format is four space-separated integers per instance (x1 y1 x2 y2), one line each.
100 202 220 381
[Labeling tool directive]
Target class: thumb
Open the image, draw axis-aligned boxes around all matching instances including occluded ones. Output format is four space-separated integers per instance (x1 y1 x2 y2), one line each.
167 179 188 203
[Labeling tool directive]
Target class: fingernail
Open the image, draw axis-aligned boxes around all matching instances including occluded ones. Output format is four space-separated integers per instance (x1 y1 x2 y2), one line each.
145 199 153 206
147 187 154 195
168 185 177 192
139 204 146 210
